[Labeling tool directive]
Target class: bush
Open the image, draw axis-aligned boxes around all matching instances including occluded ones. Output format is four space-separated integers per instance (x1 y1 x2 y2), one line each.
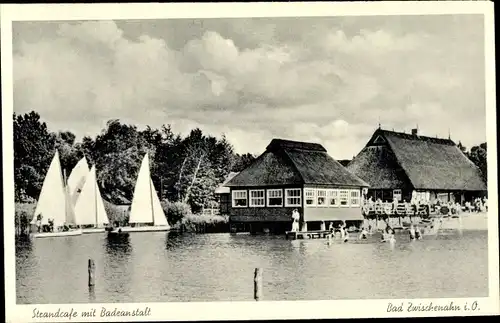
184 213 229 225
15 202 36 235
181 213 229 233
103 200 130 225
161 200 191 226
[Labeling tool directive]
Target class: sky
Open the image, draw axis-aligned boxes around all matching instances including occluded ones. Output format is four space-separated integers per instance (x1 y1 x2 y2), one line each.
12 15 486 159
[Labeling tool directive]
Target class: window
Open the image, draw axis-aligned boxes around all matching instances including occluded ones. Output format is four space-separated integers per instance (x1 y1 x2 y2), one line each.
285 188 302 207
339 190 349 206
305 188 316 206
327 189 339 207
267 189 283 207
249 190 265 207
393 189 402 202
232 190 247 207
317 189 327 206
350 190 360 207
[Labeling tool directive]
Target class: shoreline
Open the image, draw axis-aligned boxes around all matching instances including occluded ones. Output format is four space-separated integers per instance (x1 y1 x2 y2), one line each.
439 212 488 231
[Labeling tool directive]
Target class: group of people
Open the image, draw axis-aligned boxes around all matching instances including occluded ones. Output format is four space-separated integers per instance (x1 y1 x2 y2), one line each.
465 197 488 213
364 194 488 217
325 221 350 242
35 213 70 233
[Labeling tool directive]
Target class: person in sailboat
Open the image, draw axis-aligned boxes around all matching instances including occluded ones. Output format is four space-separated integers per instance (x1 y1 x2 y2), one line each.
36 214 43 233
48 218 54 232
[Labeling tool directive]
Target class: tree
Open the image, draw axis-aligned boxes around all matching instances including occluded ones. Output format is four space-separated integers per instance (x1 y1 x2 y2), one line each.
13 111 247 213
93 120 146 203
13 112 56 202
232 153 257 172
468 143 487 183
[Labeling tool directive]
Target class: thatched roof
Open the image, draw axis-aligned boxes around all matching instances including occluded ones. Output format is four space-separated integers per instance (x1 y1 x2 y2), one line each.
346 145 410 190
347 129 487 191
226 138 369 187
214 172 239 194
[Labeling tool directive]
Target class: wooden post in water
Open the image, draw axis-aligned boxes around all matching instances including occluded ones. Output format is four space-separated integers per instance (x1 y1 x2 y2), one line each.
88 259 95 287
254 268 263 301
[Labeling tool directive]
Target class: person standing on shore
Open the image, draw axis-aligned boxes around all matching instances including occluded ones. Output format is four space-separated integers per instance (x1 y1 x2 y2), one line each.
291 209 300 232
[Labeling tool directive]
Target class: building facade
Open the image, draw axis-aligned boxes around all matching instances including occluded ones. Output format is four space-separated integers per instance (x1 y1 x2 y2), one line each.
226 139 369 234
214 172 239 215
347 128 487 204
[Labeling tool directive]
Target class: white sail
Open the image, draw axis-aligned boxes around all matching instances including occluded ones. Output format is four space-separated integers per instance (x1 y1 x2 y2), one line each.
129 153 170 227
67 156 89 204
32 151 66 227
150 178 169 227
74 165 109 226
129 153 155 224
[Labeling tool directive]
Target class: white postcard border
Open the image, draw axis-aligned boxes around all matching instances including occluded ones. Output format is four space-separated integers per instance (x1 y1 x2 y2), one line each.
2 2 499 322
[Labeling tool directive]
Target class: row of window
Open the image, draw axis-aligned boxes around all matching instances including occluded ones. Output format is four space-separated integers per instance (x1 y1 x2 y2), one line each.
232 188 361 208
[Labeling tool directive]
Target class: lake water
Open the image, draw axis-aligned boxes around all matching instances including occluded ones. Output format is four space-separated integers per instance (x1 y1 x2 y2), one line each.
16 229 488 304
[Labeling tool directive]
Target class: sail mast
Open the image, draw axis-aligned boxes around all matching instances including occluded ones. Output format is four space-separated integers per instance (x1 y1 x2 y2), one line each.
94 169 98 226
63 167 67 223
147 154 155 225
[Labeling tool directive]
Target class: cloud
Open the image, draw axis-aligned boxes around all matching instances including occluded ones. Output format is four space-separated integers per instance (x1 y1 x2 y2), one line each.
13 16 486 159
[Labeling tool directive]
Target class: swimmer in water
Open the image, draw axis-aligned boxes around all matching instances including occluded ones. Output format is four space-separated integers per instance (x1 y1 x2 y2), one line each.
415 226 422 240
409 224 416 241
359 227 368 240
343 228 350 243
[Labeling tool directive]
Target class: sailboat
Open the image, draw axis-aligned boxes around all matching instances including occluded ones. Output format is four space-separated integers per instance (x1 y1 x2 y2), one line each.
108 153 170 234
67 156 90 205
31 151 83 238
74 165 109 233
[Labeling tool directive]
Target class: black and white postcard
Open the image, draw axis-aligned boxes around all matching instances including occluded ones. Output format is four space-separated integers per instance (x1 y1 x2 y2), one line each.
2 2 498 322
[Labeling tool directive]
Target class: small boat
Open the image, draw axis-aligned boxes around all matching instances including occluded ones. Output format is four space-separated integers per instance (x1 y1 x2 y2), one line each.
74 165 109 234
30 151 82 238
32 228 83 238
108 153 170 235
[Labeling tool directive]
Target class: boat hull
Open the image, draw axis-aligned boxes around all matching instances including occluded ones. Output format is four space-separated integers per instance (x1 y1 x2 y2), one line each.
108 226 170 234
32 229 83 238
82 227 106 234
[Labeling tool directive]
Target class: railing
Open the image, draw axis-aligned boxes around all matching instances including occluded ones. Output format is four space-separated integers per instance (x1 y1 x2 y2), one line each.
362 202 437 217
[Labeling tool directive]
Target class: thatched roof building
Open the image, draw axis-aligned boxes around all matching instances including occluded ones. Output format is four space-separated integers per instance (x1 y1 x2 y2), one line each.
226 138 369 234
227 139 368 188
347 128 486 203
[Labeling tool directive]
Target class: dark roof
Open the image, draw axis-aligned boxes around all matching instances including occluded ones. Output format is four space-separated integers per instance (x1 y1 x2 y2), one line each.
266 138 327 152
346 145 410 189
347 129 487 191
227 139 369 188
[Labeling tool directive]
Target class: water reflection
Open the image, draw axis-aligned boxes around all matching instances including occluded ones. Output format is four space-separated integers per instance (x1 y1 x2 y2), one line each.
105 233 132 254
16 229 488 303
102 234 133 301
164 231 184 250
